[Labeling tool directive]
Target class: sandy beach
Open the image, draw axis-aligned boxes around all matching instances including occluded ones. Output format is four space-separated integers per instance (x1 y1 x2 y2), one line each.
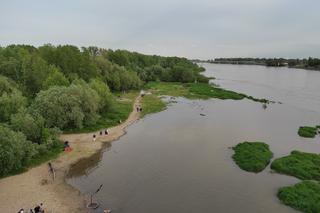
0 96 141 213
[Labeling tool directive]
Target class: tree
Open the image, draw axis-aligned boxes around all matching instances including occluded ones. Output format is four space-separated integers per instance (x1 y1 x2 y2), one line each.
0 125 36 176
0 76 27 122
89 79 114 112
42 66 69 89
10 109 45 144
31 86 85 129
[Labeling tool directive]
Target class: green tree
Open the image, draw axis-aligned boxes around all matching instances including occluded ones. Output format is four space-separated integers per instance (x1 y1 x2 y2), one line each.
0 76 27 122
0 125 36 176
89 79 114 112
42 66 69 89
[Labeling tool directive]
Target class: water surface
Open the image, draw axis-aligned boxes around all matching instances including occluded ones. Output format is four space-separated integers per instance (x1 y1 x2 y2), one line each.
67 64 320 213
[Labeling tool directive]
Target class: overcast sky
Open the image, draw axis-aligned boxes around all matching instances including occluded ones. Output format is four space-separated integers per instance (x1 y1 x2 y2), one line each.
1 0 319 59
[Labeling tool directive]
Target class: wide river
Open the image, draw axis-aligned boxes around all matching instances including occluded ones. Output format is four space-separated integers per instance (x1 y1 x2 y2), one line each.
67 64 320 213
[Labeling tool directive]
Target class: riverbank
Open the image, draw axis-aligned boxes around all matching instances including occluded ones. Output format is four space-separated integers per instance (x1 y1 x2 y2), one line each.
0 95 142 213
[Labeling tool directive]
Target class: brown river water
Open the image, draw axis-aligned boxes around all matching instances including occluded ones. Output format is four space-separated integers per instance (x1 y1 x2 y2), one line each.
67 64 320 213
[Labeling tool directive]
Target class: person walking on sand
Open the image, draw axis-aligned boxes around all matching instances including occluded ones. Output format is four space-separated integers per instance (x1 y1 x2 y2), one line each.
93 134 96 142
105 129 109 135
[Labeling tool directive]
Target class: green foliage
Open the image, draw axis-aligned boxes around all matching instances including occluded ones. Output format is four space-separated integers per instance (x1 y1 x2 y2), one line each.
0 75 27 122
42 66 69 89
141 94 166 117
271 151 320 181
31 86 84 129
278 181 320 213
65 91 138 133
232 142 273 173
21 55 52 96
298 126 318 138
89 78 114 112
10 109 45 143
31 81 103 130
0 125 36 176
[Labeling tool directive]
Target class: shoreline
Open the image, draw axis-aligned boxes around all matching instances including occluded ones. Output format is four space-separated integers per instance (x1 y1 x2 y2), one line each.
0 96 142 213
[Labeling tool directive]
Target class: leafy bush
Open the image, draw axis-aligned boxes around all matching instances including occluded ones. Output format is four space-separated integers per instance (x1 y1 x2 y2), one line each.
271 151 320 180
0 125 36 176
232 142 273 173
278 181 320 213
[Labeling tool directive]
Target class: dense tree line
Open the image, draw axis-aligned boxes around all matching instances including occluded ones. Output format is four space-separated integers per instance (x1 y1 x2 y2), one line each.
0 44 207 176
209 57 320 69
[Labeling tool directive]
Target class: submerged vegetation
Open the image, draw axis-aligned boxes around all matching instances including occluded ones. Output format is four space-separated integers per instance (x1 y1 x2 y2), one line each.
232 142 273 173
271 151 320 181
278 181 320 213
298 126 319 138
144 82 268 102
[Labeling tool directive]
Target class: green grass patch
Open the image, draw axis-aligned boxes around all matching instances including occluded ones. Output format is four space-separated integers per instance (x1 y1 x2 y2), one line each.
278 181 320 213
144 81 268 102
141 94 166 117
271 151 320 181
232 142 273 173
65 91 138 133
298 126 318 138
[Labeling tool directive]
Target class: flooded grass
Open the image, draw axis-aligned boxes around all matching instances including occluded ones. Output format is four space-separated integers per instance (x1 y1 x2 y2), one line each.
232 142 273 173
278 181 320 213
140 94 166 117
144 81 268 102
271 151 320 181
298 126 318 138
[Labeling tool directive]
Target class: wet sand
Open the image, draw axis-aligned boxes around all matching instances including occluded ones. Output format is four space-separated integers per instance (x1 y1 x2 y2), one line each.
0 96 141 213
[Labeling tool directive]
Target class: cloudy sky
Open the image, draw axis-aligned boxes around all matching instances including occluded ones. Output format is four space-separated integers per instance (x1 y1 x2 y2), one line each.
1 0 319 59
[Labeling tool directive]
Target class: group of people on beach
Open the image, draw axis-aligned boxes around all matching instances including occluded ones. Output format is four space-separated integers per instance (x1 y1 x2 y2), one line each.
18 203 44 213
93 129 109 142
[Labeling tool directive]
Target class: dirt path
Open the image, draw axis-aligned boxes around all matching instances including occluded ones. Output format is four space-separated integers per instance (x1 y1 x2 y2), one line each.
0 96 142 213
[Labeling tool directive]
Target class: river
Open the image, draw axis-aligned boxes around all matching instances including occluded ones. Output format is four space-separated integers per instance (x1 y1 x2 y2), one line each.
67 63 320 213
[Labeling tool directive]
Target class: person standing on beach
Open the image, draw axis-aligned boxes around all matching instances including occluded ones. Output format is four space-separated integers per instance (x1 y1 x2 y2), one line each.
93 134 96 142
105 129 109 135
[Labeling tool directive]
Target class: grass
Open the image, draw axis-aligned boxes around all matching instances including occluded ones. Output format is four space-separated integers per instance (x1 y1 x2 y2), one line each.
140 94 166 117
144 81 268 103
65 91 138 133
271 151 320 181
278 181 320 213
232 142 273 173
298 126 318 138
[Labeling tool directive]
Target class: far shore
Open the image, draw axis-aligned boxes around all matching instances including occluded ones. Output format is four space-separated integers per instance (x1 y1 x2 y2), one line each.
0 96 142 213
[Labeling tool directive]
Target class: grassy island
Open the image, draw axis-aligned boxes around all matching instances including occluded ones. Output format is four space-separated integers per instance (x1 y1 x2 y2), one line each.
232 142 273 173
271 151 320 181
144 82 268 103
298 126 318 138
278 181 320 213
